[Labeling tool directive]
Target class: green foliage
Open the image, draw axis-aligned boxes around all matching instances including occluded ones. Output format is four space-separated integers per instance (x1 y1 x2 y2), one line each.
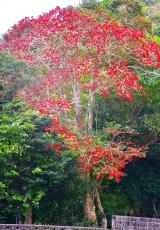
101 190 133 226
0 100 35 155
0 99 87 224
142 1 160 35
92 43 160 218
0 52 44 107
106 0 142 17
34 156 88 224
120 155 160 217
144 112 160 134
0 53 34 77
0 51 88 224
80 0 99 10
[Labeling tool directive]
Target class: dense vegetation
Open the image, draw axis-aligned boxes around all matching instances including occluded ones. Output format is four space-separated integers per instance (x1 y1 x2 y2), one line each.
0 0 160 228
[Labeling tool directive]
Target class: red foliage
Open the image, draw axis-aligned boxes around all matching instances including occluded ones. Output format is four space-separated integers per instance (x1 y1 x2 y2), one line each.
1 7 160 101
1 7 158 181
45 143 62 152
45 118 146 182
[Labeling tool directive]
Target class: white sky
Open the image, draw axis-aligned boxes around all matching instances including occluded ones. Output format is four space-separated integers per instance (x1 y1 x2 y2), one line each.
0 0 81 35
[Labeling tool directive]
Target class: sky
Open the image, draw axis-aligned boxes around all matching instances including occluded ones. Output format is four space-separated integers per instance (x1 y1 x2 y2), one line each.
0 0 81 35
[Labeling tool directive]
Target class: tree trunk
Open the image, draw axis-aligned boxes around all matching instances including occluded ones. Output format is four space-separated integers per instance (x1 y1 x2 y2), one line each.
83 91 97 223
73 79 82 130
84 191 97 223
88 91 95 131
96 190 108 228
24 201 32 224
83 90 97 223
152 199 158 217
73 80 97 223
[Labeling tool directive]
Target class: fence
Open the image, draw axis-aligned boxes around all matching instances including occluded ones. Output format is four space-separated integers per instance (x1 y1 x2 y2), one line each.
112 215 160 230
0 225 107 230
1 216 160 230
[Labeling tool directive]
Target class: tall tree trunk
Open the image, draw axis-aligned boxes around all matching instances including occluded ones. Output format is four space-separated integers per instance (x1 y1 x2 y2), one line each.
96 190 108 229
88 91 95 131
73 80 97 223
84 190 97 223
152 199 158 217
24 201 32 224
73 79 82 130
84 91 97 223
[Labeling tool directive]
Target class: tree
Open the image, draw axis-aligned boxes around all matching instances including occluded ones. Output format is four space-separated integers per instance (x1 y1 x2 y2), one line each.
1 6 159 227
143 2 160 36
80 0 99 9
0 101 80 224
100 0 152 33
92 61 160 223
0 52 87 224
